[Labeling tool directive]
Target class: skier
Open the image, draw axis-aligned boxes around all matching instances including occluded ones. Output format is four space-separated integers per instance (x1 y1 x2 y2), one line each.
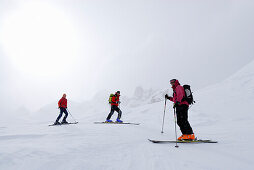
165 79 195 140
54 94 69 125
106 91 123 123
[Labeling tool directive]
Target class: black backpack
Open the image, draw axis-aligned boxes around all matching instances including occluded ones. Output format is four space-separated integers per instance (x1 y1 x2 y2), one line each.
183 85 195 105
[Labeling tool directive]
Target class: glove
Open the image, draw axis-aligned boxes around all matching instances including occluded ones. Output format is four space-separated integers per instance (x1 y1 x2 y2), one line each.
165 94 172 100
165 94 170 99
173 101 180 108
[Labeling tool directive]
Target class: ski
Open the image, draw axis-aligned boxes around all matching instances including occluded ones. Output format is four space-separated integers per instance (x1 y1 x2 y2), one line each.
49 122 78 126
148 139 218 143
94 122 140 125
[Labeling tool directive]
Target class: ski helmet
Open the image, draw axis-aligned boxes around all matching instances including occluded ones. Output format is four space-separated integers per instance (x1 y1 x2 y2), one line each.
170 79 176 84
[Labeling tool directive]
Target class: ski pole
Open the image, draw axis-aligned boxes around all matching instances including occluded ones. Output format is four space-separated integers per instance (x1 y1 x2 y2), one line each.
161 98 167 133
174 107 179 148
66 108 78 123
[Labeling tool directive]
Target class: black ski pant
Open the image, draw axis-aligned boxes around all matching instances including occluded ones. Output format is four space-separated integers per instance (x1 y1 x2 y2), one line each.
56 107 68 122
107 105 122 120
176 104 194 135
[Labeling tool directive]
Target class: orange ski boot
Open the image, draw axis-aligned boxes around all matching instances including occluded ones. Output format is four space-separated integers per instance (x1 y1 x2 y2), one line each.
178 134 187 141
184 134 195 140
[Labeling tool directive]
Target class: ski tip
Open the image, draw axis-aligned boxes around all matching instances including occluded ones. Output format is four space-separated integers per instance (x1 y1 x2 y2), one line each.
148 139 160 143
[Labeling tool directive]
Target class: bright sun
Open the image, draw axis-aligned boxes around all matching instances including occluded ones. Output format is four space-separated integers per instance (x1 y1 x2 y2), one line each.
1 1 79 76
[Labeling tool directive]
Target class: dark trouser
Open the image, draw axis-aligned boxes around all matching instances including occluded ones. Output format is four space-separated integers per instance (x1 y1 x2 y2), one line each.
107 105 122 120
56 107 68 122
176 104 194 135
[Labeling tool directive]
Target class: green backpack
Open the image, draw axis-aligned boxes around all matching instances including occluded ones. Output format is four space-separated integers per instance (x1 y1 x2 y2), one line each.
108 94 114 104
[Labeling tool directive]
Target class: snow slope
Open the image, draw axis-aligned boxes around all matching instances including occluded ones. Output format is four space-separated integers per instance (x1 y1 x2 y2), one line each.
0 61 254 170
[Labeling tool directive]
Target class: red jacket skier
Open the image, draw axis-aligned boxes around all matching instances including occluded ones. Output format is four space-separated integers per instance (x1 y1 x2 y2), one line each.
165 79 195 140
54 94 69 125
106 91 123 123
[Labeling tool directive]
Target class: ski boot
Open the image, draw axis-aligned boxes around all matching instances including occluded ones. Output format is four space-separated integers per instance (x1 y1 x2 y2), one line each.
178 134 187 141
105 119 113 123
180 134 195 141
61 120 69 124
116 119 123 123
186 134 196 141
54 121 61 125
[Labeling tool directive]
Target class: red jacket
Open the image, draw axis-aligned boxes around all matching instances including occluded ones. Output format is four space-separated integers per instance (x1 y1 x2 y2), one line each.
58 97 67 108
111 94 120 106
169 80 189 106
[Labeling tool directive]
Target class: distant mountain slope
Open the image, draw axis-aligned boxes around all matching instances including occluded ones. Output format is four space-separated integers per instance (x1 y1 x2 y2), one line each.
195 59 254 113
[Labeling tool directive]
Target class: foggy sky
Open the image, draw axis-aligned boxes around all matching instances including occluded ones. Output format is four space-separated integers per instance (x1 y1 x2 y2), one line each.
0 0 254 112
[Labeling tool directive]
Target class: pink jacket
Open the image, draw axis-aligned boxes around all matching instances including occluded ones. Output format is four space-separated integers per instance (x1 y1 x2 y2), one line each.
169 80 189 106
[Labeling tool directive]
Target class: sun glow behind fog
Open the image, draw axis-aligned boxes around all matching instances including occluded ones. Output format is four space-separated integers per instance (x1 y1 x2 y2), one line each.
1 1 79 76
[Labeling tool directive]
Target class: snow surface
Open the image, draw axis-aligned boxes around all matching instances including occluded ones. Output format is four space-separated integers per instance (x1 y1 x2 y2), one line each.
1 61 254 170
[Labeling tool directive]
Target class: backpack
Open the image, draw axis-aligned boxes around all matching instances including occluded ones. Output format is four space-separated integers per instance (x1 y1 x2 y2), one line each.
183 85 195 105
108 94 114 104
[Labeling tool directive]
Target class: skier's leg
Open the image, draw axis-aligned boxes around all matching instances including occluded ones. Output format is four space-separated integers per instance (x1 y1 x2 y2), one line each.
106 106 115 120
115 106 122 119
182 105 193 134
176 106 186 134
56 108 63 122
62 108 68 122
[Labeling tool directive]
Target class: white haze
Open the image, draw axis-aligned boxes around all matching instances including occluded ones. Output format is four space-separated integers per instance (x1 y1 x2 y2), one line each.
0 0 254 112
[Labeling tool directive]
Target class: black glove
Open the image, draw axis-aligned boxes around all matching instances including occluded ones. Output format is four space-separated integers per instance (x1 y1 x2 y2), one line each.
165 94 172 100
173 101 180 108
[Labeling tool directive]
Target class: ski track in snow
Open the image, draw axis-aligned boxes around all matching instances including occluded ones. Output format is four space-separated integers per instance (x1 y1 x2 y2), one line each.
0 106 253 170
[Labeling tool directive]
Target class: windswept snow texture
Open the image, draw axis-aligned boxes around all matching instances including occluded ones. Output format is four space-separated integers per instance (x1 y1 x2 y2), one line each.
1 62 254 170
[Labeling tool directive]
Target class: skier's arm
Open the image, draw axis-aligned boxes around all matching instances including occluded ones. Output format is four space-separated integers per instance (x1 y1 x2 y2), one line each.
58 99 62 108
116 96 120 104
